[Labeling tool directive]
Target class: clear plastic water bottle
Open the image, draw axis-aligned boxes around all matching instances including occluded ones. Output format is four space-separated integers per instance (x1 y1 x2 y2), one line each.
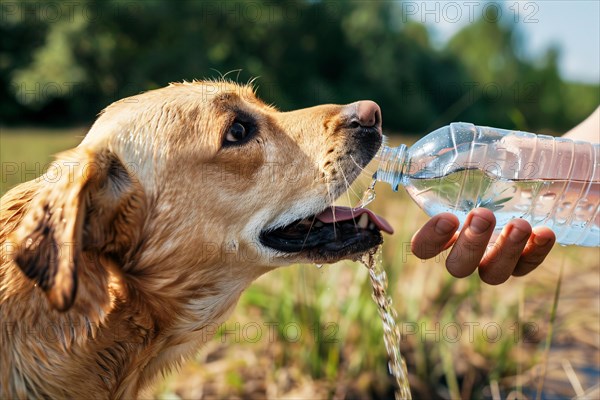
375 122 600 247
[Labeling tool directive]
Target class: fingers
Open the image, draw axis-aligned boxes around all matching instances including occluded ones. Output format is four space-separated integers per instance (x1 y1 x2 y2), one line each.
512 227 556 277
446 209 496 278
411 213 460 259
478 219 532 285
412 209 556 283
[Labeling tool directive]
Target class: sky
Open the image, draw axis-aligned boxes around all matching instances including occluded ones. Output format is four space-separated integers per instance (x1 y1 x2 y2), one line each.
416 0 600 84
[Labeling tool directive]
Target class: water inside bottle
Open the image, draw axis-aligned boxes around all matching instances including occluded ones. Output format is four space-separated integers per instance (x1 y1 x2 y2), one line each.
406 169 599 246
359 247 412 400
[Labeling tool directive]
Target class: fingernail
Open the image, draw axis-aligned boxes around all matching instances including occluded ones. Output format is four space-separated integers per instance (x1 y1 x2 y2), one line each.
533 235 551 246
469 215 492 234
435 219 456 235
509 226 529 242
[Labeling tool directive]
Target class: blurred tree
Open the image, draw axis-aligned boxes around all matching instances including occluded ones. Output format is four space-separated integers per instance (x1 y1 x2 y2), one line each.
0 0 597 133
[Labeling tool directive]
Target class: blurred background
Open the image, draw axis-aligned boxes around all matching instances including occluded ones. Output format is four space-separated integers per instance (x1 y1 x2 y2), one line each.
1 0 599 398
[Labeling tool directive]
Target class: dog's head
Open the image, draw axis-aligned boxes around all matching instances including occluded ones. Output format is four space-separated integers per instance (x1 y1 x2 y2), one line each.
9 80 392 311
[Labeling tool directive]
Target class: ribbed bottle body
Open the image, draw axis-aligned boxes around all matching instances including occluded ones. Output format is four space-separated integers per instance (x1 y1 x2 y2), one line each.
375 123 599 246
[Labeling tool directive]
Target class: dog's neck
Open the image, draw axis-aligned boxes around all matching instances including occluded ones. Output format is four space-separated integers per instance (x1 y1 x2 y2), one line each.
1 245 264 398
1 179 273 398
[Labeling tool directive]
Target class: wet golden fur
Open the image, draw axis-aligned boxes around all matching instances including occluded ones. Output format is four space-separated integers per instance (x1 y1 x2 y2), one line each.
0 80 379 398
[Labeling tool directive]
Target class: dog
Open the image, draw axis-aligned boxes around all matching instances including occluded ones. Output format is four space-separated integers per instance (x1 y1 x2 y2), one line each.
0 80 392 398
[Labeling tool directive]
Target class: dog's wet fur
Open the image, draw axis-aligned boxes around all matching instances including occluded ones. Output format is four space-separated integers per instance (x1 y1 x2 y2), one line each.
0 80 384 398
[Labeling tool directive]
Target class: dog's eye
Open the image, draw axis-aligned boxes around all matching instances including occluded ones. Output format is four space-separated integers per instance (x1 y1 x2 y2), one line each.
225 122 249 144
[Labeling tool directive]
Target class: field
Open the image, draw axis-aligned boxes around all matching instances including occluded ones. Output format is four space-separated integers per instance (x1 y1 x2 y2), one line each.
1 128 598 399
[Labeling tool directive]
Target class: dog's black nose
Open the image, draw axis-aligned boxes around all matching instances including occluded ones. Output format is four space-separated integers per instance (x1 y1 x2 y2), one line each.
346 100 382 129
356 100 381 128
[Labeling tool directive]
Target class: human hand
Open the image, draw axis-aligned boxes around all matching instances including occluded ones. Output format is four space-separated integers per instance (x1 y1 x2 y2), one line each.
410 208 556 284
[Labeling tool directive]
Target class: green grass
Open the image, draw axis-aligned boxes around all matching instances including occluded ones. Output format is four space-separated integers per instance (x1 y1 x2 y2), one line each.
2 128 599 399
0 127 84 195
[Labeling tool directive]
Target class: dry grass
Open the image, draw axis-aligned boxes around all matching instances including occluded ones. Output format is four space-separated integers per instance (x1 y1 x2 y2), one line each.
2 129 598 399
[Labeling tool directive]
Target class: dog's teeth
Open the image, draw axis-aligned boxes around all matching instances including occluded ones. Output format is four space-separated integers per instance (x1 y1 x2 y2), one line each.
314 220 324 227
368 222 375 230
358 213 369 229
296 219 312 228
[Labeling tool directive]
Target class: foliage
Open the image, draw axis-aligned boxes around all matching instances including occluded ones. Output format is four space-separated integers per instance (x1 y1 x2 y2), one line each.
1 0 598 132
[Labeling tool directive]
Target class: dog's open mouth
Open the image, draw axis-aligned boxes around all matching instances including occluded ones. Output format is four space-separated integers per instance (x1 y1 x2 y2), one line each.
260 206 393 262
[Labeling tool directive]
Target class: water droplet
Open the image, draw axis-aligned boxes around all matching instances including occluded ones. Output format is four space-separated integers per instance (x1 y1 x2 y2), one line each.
542 192 557 200
315 264 323 269
356 178 377 208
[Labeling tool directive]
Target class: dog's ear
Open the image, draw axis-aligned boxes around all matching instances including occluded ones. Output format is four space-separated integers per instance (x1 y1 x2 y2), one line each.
9 147 145 311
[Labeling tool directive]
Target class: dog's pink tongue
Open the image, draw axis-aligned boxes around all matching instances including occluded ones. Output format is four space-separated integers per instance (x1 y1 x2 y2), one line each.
315 206 394 234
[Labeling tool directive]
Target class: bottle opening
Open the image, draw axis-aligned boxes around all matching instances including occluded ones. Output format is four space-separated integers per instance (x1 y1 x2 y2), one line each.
375 142 408 191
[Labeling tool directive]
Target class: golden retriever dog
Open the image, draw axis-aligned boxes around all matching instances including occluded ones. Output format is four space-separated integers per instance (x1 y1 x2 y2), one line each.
0 80 392 398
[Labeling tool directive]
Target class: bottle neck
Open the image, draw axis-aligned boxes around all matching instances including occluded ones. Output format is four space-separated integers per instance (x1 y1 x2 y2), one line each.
374 143 408 191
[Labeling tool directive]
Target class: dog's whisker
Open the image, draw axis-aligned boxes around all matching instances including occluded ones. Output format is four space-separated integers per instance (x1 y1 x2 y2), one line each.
223 69 243 81
324 177 337 237
336 160 362 205
247 75 261 87
300 213 320 250
328 181 337 227
348 154 366 172
349 155 376 177
336 162 360 230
